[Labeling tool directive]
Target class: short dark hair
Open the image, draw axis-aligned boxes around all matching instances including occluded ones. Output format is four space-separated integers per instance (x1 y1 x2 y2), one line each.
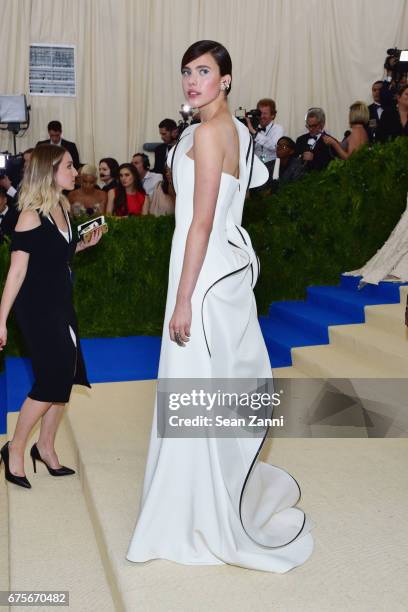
99 157 120 179
181 40 232 95
132 152 150 170
277 136 296 150
0 186 7 198
372 80 383 87
158 118 177 131
397 83 408 97
47 120 62 132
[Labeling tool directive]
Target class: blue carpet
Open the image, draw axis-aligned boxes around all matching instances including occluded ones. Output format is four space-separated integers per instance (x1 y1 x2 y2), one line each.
81 336 161 382
0 372 6 435
0 336 161 434
261 274 407 367
1 274 406 433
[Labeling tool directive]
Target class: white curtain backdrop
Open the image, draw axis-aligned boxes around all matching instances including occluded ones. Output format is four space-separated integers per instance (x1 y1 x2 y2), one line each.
0 0 407 165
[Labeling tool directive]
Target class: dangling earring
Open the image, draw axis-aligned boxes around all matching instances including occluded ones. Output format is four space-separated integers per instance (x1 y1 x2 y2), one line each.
222 81 229 91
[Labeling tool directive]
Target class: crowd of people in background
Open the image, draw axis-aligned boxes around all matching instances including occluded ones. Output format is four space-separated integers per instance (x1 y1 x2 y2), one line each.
246 76 407 192
0 61 407 242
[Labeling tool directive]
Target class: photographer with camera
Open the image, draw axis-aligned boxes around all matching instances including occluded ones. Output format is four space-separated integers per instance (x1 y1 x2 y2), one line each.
245 98 284 186
380 48 408 109
0 186 19 243
377 83 408 142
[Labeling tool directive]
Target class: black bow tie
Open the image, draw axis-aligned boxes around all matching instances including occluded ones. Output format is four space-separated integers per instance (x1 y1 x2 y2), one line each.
259 127 266 132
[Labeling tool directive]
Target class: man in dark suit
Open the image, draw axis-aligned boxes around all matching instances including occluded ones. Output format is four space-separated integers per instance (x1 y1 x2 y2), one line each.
0 186 19 243
368 81 384 142
36 120 80 169
295 107 336 172
152 118 178 174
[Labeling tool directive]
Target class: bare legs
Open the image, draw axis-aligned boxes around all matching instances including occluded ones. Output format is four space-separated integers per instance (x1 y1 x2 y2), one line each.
8 399 65 476
36 403 65 469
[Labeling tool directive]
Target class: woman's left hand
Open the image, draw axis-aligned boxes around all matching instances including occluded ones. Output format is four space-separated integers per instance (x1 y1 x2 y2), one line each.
169 298 191 346
322 134 336 146
76 227 103 252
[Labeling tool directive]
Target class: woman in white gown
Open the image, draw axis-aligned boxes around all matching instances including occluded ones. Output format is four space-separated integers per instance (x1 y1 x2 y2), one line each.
345 194 408 285
127 40 313 573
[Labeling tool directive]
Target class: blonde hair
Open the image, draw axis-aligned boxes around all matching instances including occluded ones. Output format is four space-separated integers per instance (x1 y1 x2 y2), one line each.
80 164 97 178
18 144 70 214
349 101 369 126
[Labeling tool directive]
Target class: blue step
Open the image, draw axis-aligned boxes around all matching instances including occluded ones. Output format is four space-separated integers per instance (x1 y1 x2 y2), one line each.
0 336 163 434
0 371 6 435
259 316 323 367
5 357 33 412
2 273 406 433
268 300 358 342
307 285 400 318
81 336 161 382
339 273 407 301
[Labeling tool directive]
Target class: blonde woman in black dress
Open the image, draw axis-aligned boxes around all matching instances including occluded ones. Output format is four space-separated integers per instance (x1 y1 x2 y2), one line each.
0 145 102 489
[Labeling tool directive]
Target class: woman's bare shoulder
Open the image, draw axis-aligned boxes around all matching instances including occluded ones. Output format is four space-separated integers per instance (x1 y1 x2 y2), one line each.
15 209 41 232
194 115 235 149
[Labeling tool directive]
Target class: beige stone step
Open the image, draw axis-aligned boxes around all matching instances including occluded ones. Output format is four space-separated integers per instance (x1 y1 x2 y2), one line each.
272 366 310 378
292 343 399 379
399 285 408 302
66 381 408 612
365 302 407 339
328 324 408 375
6 412 116 612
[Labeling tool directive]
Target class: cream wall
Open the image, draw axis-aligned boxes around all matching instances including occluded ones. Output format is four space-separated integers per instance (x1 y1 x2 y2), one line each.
0 0 407 165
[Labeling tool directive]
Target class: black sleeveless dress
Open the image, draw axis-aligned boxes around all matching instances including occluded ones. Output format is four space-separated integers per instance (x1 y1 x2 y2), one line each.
10 206 91 403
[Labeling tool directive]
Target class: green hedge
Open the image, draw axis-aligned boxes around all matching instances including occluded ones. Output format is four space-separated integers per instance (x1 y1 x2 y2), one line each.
244 137 408 310
1 136 407 360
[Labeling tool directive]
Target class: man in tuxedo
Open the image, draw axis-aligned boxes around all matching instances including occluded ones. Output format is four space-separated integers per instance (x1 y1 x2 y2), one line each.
0 186 18 243
295 107 335 172
152 119 178 174
36 120 80 169
368 81 384 142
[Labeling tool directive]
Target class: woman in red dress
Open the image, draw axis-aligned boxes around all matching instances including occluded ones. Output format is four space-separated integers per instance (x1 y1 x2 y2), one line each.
106 163 149 216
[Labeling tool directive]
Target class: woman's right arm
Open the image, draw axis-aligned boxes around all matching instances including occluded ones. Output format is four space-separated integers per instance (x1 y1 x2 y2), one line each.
142 195 150 215
106 189 115 215
0 211 39 349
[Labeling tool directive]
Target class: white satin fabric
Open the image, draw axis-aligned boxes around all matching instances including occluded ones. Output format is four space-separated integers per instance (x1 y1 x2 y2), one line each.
126 118 314 572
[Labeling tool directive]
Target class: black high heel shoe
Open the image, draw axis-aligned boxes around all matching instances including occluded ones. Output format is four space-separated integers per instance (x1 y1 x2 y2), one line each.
0 441 31 489
30 443 75 477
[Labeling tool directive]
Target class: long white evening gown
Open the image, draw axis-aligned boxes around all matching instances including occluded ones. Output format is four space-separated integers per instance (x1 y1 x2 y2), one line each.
126 117 314 573
344 194 408 285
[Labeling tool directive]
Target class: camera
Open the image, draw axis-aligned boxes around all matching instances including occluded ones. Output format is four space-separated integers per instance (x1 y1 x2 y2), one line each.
384 48 408 83
0 152 23 184
234 107 261 130
176 104 198 136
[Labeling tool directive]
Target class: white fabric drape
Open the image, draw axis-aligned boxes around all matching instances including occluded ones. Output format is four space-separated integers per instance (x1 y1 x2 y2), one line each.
1 0 407 165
